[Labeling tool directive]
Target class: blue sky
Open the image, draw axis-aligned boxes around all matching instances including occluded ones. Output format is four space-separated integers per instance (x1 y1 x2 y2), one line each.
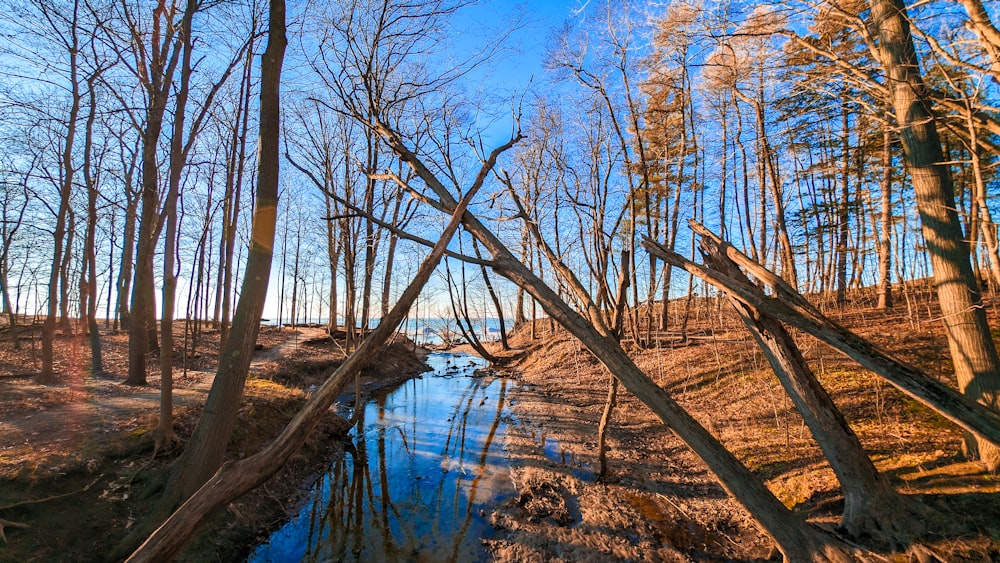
449 1 587 94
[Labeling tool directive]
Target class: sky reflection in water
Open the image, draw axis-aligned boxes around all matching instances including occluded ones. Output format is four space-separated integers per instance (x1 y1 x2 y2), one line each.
249 352 513 563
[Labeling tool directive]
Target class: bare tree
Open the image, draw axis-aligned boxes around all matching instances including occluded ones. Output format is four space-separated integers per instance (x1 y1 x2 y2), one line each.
35 0 83 384
869 0 1000 471
115 0 284 554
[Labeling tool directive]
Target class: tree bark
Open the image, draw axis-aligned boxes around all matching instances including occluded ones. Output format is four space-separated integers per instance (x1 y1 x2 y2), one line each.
645 222 1000 449
702 237 923 541
170 2 285 501
870 0 1000 470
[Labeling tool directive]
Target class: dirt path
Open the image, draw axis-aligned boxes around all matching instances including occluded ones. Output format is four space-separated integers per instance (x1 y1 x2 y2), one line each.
0 327 326 477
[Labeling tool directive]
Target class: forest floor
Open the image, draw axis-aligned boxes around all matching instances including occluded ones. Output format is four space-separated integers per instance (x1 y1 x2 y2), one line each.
483 289 1000 562
3 288 1000 562
0 321 430 562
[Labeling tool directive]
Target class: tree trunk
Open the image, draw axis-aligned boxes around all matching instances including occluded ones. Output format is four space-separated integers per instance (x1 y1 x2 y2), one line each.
645 223 1000 448
473 239 509 350
702 238 924 541
127 0 187 386
116 140 140 333
375 120 855 561
870 0 1000 471
835 104 851 307
39 0 81 384
155 0 197 445
599 249 630 480
876 123 893 310
83 71 103 376
124 91 513 562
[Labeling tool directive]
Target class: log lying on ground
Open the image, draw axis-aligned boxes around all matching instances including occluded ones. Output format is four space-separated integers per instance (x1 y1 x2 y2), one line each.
642 221 1000 450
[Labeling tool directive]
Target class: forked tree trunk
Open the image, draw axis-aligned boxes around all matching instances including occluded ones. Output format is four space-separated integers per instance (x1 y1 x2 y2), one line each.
598 249 630 480
870 0 1000 471
644 221 1000 448
127 0 186 386
701 237 924 541
39 0 82 384
155 0 196 445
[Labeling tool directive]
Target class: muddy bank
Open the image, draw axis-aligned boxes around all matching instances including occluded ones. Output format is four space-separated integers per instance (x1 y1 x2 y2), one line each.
489 377 771 562
251 352 510 562
0 329 430 563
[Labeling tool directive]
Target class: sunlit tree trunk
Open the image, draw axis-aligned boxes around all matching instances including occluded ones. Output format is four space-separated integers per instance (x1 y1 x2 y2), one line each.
39 0 82 384
876 123 894 309
870 0 1000 470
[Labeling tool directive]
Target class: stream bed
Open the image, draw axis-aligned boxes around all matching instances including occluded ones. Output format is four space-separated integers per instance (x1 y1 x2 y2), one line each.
248 352 514 562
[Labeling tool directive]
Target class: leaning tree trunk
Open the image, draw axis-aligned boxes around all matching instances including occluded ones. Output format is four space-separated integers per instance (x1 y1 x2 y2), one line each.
171 15 284 503
644 221 1000 448
870 0 1000 470
373 120 857 561
114 11 290 557
123 80 516 563
700 234 925 541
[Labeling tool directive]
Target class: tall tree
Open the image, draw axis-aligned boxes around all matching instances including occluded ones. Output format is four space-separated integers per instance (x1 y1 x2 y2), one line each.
37 0 83 384
869 0 1000 471
116 0 285 555
122 0 189 385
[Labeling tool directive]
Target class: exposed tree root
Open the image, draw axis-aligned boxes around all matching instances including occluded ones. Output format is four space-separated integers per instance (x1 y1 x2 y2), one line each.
840 492 931 551
0 518 30 544
151 427 181 460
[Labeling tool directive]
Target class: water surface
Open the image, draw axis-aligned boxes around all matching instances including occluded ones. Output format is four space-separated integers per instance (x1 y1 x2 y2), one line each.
249 352 513 563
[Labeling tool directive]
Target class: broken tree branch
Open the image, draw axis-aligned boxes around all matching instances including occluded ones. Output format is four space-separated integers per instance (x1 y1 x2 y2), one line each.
643 224 1000 448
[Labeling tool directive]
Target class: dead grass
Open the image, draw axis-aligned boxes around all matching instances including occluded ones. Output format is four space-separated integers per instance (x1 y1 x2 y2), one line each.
0 323 428 562
488 291 1000 561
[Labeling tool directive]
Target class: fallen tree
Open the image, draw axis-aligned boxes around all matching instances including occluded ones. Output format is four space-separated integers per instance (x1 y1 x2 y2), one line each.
125 128 520 561
643 221 1000 451
366 118 862 561
697 229 928 543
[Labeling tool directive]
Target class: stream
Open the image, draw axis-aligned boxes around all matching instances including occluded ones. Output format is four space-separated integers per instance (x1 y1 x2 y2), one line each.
248 352 515 563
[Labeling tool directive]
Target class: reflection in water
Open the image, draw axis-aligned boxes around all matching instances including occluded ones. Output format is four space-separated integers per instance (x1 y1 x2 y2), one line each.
249 353 512 563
